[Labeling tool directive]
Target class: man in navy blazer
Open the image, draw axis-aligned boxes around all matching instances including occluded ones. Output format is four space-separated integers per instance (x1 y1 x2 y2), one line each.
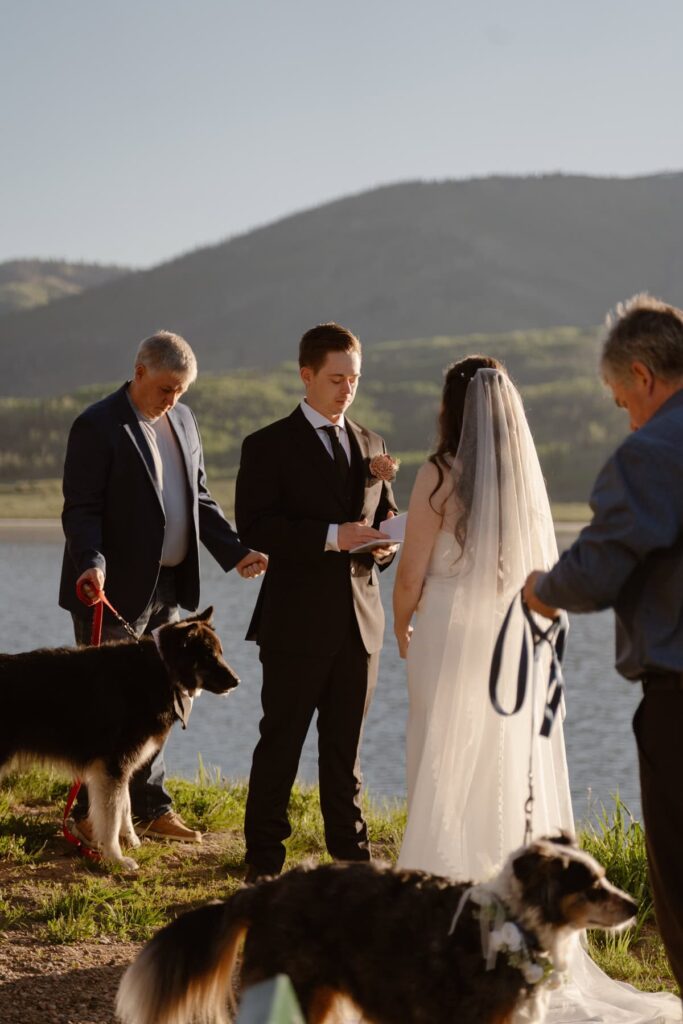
60 330 266 845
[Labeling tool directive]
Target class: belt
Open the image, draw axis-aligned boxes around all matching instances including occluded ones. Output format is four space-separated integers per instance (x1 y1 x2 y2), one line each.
642 671 683 692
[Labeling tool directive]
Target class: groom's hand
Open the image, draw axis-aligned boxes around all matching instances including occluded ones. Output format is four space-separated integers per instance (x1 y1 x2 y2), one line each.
236 550 268 579
523 571 559 619
337 518 390 551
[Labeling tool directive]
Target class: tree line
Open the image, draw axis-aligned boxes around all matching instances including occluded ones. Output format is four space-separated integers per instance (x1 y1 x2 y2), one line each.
0 326 627 507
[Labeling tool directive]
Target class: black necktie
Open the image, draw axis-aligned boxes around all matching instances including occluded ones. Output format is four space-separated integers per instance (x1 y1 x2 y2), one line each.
322 425 350 485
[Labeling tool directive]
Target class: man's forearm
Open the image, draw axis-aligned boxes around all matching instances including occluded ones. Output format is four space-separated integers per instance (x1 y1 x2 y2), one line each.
535 544 621 613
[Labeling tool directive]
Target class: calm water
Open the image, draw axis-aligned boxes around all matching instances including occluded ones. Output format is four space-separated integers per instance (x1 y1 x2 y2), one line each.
0 523 643 824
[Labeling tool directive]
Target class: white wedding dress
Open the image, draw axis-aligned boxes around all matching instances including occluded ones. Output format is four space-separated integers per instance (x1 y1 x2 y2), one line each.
397 370 681 1023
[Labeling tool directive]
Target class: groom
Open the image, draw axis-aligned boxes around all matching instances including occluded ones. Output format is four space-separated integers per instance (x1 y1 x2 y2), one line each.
235 322 398 880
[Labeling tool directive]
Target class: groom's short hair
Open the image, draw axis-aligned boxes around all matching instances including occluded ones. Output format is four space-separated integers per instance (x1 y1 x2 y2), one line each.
299 322 361 373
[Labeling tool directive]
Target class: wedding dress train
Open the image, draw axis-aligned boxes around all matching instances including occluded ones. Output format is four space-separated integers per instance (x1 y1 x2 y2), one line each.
398 530 680 1022
396 371 681 1023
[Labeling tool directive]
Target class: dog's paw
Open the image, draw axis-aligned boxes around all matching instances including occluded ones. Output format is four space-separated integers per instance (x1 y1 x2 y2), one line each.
118 856 140 872
122 832 142 849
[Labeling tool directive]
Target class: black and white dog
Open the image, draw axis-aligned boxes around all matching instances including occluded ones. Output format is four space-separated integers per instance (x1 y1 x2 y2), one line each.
0 608 238 871
117 834 637 1024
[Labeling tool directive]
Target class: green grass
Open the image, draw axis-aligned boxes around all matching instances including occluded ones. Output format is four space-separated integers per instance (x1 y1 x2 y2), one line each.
552 502 592 523
0 767 677 994
0 476 589 528
0 478 64 518
0 475 236 520
579 794 675 988
37 878 170 943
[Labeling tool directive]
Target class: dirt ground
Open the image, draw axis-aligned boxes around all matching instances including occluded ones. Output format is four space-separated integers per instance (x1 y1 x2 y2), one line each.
0 933 138 1024
0 816 234 1024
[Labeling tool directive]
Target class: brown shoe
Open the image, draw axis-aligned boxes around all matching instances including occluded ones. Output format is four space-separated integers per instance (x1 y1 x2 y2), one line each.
135 811 202 843
69 818 100 850
69 818 139 848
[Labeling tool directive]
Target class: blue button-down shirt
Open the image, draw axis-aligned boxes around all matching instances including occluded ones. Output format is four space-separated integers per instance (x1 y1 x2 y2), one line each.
536 388 683 681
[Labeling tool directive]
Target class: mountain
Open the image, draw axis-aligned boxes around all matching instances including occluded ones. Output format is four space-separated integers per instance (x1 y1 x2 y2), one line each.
0 259 131 317
2 173 683 397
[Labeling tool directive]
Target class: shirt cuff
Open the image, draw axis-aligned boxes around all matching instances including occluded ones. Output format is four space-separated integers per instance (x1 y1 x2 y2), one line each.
325 523 340 552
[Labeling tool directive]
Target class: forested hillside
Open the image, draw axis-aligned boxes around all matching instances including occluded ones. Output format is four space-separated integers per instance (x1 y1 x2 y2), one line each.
2 173 683 397
0 325 625 506
0 260 130 317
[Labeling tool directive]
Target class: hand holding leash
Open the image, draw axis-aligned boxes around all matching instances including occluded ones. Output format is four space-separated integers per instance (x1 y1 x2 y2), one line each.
522 570 559 620
76 575 139 643
76 567 105 605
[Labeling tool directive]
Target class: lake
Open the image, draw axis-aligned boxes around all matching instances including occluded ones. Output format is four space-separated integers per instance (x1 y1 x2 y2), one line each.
0 522 643 825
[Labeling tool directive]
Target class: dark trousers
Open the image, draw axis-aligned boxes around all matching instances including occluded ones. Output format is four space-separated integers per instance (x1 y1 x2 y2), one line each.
70 567 179 822
244 617 379 875
633 690 683 993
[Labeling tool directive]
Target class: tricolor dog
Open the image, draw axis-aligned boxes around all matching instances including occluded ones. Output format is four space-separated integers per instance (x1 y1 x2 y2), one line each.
117 833 637 1023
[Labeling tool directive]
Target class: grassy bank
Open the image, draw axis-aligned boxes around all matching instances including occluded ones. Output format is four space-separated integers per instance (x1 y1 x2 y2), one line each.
0 478 591 526
0 767 676 996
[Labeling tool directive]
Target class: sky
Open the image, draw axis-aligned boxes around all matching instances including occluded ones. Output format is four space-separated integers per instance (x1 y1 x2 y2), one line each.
2 0 682 268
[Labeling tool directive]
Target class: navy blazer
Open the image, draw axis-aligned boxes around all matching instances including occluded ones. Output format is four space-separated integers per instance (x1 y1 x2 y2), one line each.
537 389 683 679
59 383 249 623
235 406 397 656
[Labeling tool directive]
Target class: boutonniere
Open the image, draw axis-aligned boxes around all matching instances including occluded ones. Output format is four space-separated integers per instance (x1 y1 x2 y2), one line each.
368 452 400 482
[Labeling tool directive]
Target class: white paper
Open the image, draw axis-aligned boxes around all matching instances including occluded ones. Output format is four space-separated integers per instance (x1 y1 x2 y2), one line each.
380 512 407 541
349 512 407 554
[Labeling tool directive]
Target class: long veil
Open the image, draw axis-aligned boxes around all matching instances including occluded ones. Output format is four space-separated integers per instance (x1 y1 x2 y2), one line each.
397 369 681 1022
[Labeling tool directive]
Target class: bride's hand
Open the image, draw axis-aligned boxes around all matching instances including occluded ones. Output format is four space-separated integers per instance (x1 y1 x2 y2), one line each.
395 624 414 659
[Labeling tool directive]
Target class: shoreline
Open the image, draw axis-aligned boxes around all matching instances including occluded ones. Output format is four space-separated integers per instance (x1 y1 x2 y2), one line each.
0 518 64 541
0 518 589 537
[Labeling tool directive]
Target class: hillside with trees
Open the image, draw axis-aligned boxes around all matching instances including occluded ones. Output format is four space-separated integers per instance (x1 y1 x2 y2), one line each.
0 325 626 508
2 173 683 397
0 260 131 317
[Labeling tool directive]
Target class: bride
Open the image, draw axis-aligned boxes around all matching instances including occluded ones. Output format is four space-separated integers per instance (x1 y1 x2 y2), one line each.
392 357 681 1022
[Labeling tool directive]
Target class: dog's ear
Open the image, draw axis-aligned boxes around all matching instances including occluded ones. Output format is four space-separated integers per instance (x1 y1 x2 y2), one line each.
540 830 576 849
512 848 546 885
513 838 569 883
186 607 214 625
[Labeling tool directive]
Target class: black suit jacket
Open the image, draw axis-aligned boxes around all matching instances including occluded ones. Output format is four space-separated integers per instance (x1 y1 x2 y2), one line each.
59 383 249 622
235 406 397 656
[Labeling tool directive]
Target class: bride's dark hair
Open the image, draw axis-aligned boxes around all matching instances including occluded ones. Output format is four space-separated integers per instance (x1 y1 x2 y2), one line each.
429 354 506 552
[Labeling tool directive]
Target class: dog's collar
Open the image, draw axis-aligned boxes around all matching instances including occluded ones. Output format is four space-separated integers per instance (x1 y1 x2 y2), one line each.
150 626 197 731
449 885 561 990
171 687 194 730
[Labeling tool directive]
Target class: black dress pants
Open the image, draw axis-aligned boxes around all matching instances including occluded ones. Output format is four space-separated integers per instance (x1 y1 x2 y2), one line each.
633 689 683 994
244 617 378 875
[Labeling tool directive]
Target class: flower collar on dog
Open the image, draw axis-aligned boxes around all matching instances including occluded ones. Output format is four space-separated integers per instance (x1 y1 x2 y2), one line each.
449 886 563 990
151 626 198 731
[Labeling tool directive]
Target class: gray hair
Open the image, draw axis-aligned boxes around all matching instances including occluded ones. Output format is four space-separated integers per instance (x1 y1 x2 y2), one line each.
602 293 683 382
134 331 198 384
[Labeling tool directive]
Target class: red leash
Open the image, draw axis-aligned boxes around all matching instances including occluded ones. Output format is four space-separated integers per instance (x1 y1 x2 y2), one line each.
62 580 135 862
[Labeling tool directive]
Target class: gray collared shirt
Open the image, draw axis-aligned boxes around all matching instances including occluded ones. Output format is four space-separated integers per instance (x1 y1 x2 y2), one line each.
536 389 683 681
126 389 191 567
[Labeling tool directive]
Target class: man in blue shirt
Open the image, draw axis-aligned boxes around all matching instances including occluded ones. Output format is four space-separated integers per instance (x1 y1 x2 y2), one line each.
524 293 683 991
